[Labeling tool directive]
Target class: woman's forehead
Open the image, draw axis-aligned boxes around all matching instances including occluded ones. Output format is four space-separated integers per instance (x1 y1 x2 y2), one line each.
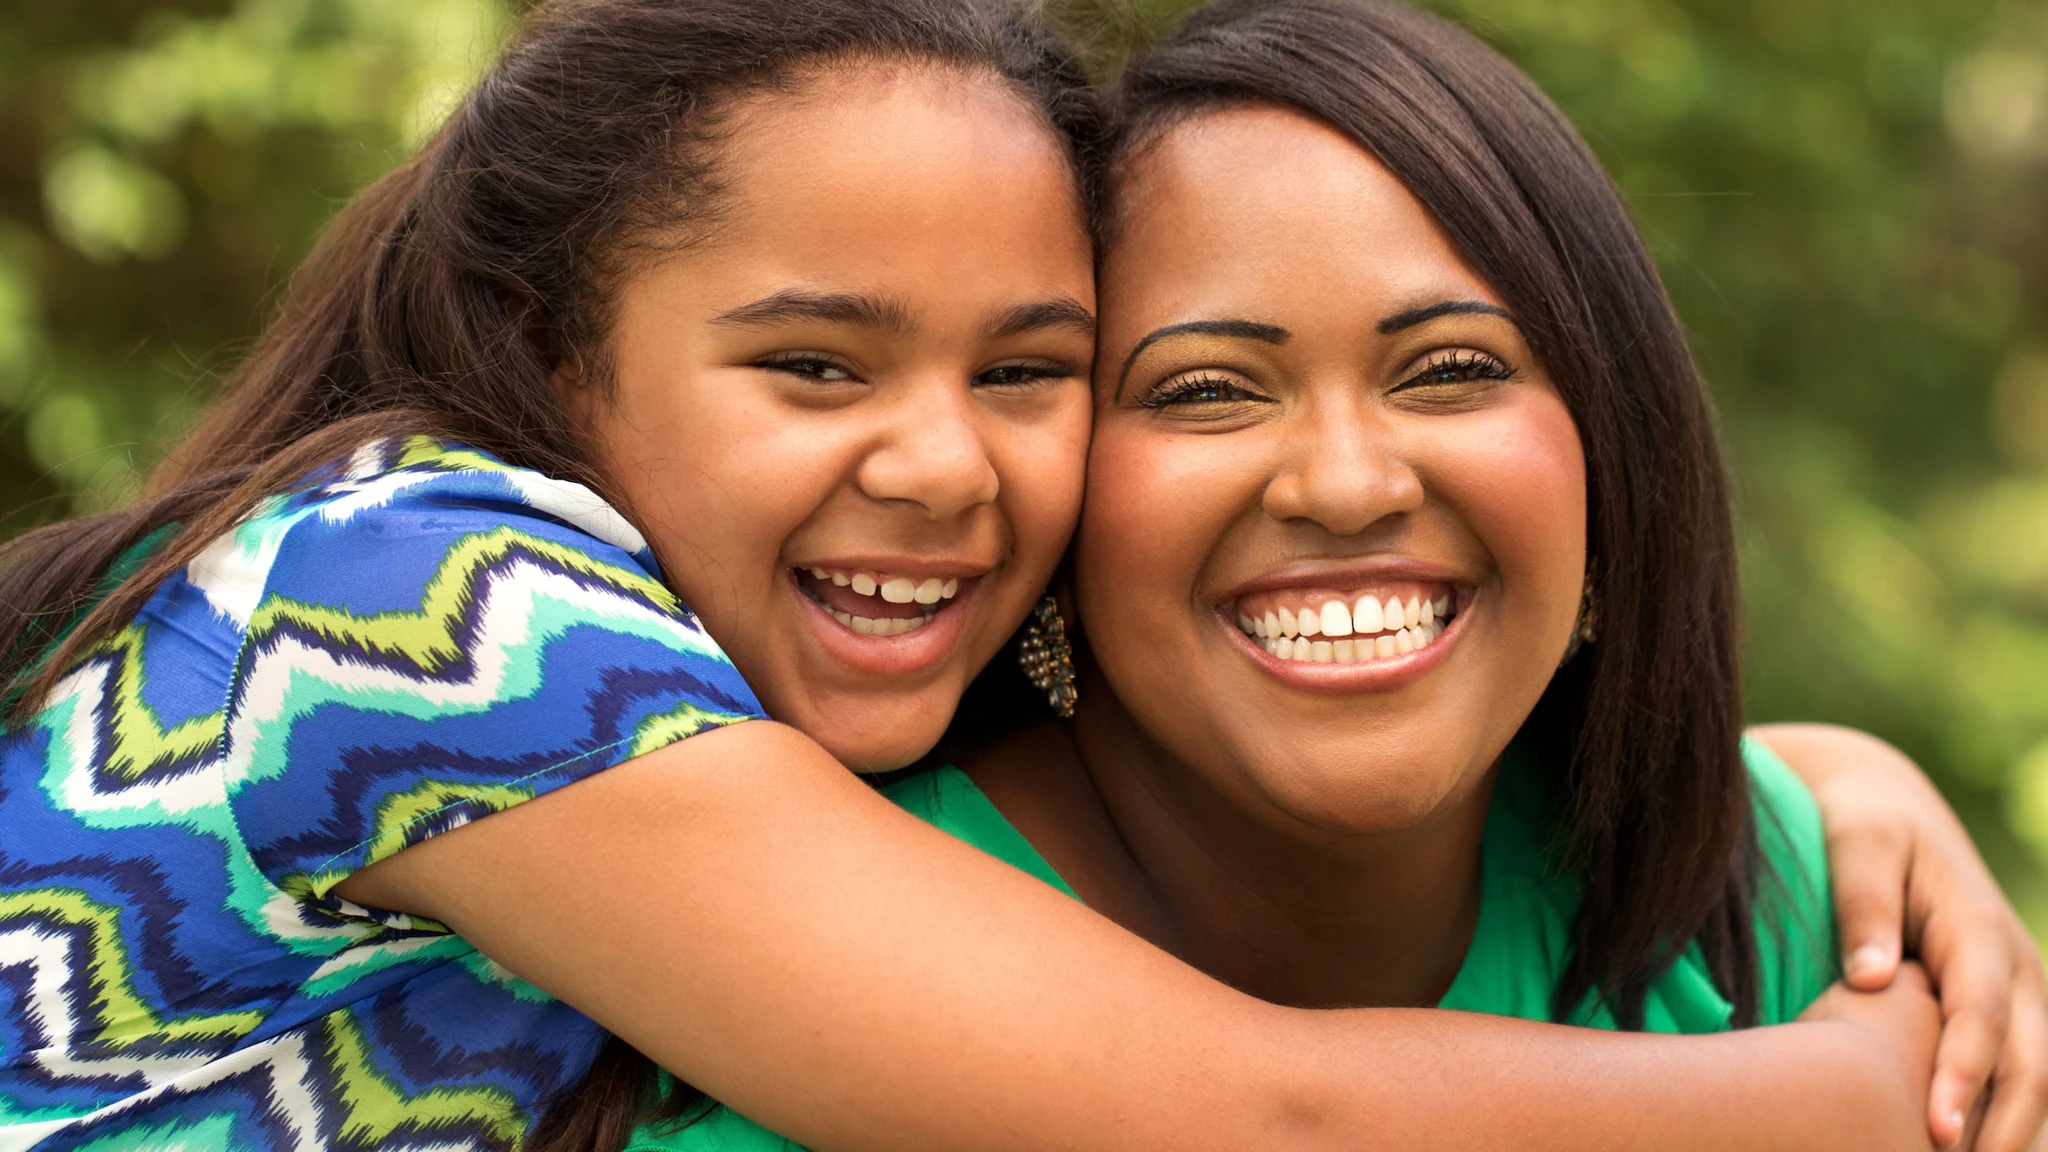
1098 106 1502 328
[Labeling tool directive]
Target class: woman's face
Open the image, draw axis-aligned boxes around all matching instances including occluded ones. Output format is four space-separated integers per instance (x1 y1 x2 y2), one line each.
580 66 1095 771
1081 105 1585 834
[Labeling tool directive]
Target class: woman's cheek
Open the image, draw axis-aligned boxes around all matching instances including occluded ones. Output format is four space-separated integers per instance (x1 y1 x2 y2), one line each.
1429 390 1587 647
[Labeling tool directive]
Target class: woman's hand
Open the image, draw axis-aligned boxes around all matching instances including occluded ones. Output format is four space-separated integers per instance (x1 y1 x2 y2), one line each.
1758 722 2048 1152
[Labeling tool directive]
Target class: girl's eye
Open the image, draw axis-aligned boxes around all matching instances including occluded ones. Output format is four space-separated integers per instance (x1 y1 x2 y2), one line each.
1138 375 1268 409
757 354 856 382
976 362 1076 388
1395 350 1515 392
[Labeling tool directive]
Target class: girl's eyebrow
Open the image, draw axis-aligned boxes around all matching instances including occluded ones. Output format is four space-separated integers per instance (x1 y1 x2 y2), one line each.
1377 299 1515 333
985 297 1096 341
1116 318 1290 397
711 289 916 335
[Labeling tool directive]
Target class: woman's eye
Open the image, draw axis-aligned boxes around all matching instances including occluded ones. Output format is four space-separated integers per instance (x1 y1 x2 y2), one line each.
1138 375 1267 409
1395 350 1515 392
758 354 856 382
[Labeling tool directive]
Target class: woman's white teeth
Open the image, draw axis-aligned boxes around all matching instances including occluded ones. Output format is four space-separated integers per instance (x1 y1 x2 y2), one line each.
1237 587 1455 664
1353 595 1383 633
880 577 917 604
851 573 878 596
1251 622 1443 663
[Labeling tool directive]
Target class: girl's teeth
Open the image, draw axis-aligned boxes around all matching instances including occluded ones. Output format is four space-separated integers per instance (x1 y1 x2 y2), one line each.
827 608 930 637
1383 596 1406 630
1420 598 1435 626
1319 600 1352 637
806 567 964 603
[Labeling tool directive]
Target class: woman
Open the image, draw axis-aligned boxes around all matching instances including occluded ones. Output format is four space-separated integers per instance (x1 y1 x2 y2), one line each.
0 1 2034 1150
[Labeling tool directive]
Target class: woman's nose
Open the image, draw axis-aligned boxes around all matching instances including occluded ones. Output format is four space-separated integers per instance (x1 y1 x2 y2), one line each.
1260 405 1423 536
854 382 1001 520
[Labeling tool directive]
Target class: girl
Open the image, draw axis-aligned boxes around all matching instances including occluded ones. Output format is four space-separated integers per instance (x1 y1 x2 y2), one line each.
0 1 2035 1150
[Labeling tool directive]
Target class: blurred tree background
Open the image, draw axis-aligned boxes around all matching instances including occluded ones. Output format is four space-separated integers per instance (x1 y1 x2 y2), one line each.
3 0 2047 929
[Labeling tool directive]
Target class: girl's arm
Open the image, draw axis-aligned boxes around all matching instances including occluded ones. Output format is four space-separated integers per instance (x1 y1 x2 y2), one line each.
1758 722 2048 1152
341 720 1937 1152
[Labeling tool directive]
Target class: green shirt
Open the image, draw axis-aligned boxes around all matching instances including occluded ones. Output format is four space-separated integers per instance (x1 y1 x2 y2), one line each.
627 738 1835 1151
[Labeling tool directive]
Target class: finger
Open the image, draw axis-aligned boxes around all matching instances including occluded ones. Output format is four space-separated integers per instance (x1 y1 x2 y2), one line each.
1931 944 2016 1147
1974 952 2048 1152
1829 820 1912 990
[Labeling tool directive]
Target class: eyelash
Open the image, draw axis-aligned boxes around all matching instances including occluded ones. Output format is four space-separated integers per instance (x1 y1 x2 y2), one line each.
1138 375 1266 409
754 356 1074 388
756 353 854 381
1397 350 1515 390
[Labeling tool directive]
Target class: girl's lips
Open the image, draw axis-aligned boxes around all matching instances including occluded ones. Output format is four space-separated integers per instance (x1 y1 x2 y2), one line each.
1222 590 1472 694
792 570 980 677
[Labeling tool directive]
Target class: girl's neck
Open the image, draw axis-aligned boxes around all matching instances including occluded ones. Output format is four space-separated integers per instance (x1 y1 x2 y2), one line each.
966 675 1494 1010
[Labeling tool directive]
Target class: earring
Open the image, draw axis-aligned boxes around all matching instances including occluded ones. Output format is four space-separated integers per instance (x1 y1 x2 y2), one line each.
1019 595 1078 718
1560 577 1599 665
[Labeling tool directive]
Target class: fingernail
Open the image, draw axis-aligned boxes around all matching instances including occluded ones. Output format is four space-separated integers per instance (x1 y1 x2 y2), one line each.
1946 1108 1967 1146
1846 944 1889 978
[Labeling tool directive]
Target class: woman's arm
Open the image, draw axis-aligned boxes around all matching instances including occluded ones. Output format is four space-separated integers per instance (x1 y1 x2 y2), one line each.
1757 722 2048 1152
340 721 1937 1152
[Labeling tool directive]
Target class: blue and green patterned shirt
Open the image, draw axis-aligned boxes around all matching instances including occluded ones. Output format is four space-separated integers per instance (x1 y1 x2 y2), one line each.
0 438 764 1150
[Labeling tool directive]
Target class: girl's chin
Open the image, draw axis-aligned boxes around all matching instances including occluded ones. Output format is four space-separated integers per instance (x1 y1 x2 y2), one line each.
783 696 956 775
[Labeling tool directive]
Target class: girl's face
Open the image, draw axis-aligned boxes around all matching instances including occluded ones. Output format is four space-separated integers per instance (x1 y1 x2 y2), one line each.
580 67 1095 771
1081 105 1585 834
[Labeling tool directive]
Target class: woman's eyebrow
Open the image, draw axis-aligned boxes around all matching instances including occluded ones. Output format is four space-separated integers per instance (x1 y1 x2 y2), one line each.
711 289 916 335
985 297 1096 341
1377 300 1515 333
1117 318 1290 396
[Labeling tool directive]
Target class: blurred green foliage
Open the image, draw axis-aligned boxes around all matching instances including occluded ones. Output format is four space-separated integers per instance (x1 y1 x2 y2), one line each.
3 0 2046 930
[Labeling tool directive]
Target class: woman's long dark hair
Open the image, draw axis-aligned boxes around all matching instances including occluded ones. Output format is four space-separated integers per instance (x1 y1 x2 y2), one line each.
0 1 1101 1148
1106 0 1757 1030
0 0 1102 721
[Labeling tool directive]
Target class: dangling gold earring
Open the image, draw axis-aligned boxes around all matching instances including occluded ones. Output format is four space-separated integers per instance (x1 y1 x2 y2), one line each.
1561 577 1599 665
1019 595 1078 717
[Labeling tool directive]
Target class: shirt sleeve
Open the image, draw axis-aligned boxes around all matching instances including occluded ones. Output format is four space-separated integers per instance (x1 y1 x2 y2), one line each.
220 463 766 916
1742 734 1841 1023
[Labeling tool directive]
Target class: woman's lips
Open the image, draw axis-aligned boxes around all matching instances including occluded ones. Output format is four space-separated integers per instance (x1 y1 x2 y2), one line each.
1222 586 1473 693
1232 581 1456 664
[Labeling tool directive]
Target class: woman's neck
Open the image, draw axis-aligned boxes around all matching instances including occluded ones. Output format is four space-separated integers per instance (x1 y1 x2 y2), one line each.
966 677 1494 1010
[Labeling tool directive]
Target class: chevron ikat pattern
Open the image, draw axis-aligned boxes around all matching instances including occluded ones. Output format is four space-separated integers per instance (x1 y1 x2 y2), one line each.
0 440 763 1150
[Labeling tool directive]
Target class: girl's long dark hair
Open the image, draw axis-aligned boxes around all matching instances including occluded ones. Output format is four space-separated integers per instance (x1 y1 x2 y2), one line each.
1107 0 1757 1029
0 0 1101 722
0 1 1100 1148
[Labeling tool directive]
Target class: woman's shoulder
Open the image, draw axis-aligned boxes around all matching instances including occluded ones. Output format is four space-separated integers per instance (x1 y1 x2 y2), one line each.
1740 734 1840 1024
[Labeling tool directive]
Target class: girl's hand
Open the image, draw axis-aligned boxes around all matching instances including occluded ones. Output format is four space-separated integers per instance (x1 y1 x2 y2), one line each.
1758 723 2048 1152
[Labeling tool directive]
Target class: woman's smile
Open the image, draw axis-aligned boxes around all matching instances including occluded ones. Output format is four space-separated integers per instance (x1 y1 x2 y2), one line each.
1224 562 1470 687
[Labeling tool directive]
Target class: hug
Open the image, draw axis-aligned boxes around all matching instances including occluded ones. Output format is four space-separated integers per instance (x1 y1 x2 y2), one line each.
2 1 2043 1150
